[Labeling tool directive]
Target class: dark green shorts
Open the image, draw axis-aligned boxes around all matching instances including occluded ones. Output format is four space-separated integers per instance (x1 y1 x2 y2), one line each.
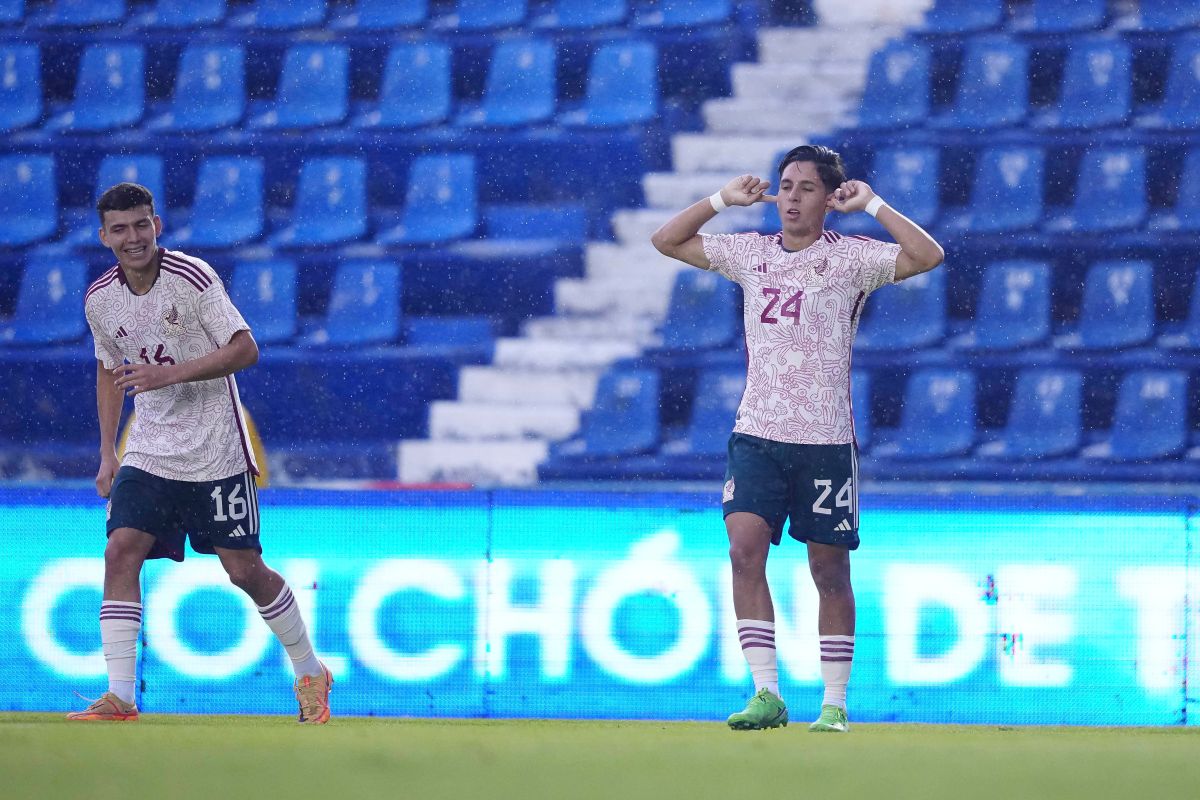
721 432 860 549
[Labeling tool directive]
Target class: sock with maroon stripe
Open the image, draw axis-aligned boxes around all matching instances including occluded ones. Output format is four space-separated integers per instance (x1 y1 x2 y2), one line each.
257 584 322 679
738 619 779 697
820 635 854 709
100 601 141 705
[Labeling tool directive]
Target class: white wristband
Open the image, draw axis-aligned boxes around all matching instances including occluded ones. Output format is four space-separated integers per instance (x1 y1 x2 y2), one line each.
864 195 887 218
709 191 728 213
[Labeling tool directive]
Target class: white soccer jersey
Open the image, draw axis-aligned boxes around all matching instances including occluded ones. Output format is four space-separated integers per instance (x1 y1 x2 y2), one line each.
701 230 900 446
84 249 258 482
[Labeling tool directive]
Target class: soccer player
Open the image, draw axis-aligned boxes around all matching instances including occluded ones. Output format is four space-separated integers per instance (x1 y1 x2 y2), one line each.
650 146 944 732
69 183 332 724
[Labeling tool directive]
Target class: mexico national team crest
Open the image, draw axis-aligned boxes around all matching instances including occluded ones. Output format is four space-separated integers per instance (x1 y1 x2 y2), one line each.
162 304 184 337
723 478 735 503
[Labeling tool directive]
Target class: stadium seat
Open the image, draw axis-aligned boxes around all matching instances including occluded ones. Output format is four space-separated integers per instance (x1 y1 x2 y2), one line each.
1128 0 1200 31
456 39 555 128
134 0 226 28
483 204 586 242
440 0 526 30
231 0 325 29
352 42 450 130
657 270 738 351
852 371 872 452
1058 260 1155 350
173 157 264 248
855 267 945 352
635 0 731 29
931 36 1027 130
672 366 744 456
305 260 402 347
559 41 657 128
332 0 426 29
1043 147 1146 233
0 155 56 246
1095 371 1188 461
0 44 40 132
249 44 348 129
876 368 976 459
576 367 660 456
1148 147 1200 233
534 0 626 29
0 0 22 24
63 154 166 245
957 260 1051 351
941 146 1044 233
834 145 939 235
0 255 86 345
919 0 1004 33
1033 37 1131 129
146 44 244 131
1011 0 1106 32
35 0 123 26
978 369 1083 460
271 157 367 247
376 154 476 245
44 43 144 131
1137 35 1200 131
855 39 931 131
230 259 297 345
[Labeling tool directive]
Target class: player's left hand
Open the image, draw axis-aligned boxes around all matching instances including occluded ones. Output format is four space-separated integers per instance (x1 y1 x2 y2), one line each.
113 363 178 396
827 180 876 214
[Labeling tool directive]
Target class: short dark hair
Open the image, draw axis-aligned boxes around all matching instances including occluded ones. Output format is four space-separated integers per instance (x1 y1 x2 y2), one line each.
777 145 847 193
97 182 156 223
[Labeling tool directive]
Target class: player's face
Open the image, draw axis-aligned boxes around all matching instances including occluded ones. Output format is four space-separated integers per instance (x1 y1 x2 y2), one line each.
99 206 162 273
775 161 830 234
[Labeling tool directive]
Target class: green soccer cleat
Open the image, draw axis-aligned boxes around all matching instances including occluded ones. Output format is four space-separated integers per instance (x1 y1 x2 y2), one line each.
726 688 788 731
808 704 850 733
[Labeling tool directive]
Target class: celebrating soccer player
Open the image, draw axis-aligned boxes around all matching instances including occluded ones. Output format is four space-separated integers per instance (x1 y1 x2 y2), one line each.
70 183 332 724
651 145 944 732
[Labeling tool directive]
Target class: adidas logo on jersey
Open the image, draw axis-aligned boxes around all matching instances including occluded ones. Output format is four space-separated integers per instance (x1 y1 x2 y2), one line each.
834 518 853 531
114 326 129 339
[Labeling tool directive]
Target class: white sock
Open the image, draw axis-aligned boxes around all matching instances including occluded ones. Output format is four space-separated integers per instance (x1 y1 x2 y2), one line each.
820 635 854 709
100 601 141 705
738 619 779 697
257 584 322 678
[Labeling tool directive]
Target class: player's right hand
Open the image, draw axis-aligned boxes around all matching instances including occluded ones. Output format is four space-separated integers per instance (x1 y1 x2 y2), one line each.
96 457 118 498
720 174 777 207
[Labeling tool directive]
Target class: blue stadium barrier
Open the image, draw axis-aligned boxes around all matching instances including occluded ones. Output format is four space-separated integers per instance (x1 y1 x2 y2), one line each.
271 157 367 248
1044 146 1146 233
403 315 495 359
331 0 426 29
146 43 244 132
483 203 587 243
231 0 326 30
930 35 1028 130
941 146 1044 233
1058 260 1155 350
918 0 1004 33
1101 370 1188 461
34 0 123 27
173 157 265 248
303 259 402 348
834 145 939 236
0 154 57 246
439 0 527 30
376 153 477 246
559 40 658 129
0 43 40 132
1011 0 1106 32
44 43 143 131
132 0 227 28
978 369 1082 460
955 260 1051 351
230 258 298 346
353 42 450 130
0 254 86 345
1131 0 1200 31
456 38 556 128
1136 34 1200 131
657 270 738 352
875 368 976 459
248 44 348 130
1033 36 1131 130
534 0 627 29
856 39 930 131
855 267 946 352
635 0 732 29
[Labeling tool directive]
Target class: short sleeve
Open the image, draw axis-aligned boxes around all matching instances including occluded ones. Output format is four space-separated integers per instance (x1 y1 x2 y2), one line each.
197 278 250 347
700 233 758 283
853 238 902 294
85 297 123 370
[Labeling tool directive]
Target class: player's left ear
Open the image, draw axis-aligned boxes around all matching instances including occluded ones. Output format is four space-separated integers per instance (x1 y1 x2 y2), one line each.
153 215 163 237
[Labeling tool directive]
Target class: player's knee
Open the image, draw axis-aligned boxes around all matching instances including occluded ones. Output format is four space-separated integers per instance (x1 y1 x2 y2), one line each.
104 535 145 573
728 541 767 575
223 561 259 591
809 559 852 596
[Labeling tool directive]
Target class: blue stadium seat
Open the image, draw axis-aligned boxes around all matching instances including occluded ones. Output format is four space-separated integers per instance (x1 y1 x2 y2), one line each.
376 154 476 245
441 0 526 30
856 39 931 131
852 371 872 452
1149 147 1200 233
304 260 402 348
353 42 450 130
941 146 1044 233
0 155 56 246
560 41 657 128
534 0 626 29
146 44 243 131
1137 35 1200 131
635 0 730 29
1033 37 1131 129
230 259 297 345
135 0 226 27
931 36 1027 130
173 157 264 248
979 369 1083 460
919 0 1004 32
0 44 40 132
63 154 165 244
1059 260 1155 350
1012 0 1106 32
483 203 586 242
0 255 86 345
576 367 660 456
674 366 743 456
456 39 555 128
834 145 939 235
1044 147 1146 233
855 267 945 352
1098 371 1188 461
658 270 738 351
1129 0 1200 31
36 0 123 26
271 157 366 247
0 0 22 24
45 44 144 131
332 0 425 29
957 260 1051 351
232 0 325 29
877 369 976 459
249 44 347 129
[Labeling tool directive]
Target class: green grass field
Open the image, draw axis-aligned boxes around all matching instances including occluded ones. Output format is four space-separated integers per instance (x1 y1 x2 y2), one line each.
3 714 1199 800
